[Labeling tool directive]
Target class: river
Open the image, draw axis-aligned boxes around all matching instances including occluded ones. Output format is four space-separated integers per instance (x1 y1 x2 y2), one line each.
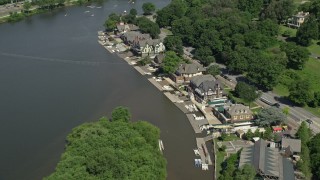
0 1 213 179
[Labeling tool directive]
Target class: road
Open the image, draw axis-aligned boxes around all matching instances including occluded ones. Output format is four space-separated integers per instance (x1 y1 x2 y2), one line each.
213 63 320 134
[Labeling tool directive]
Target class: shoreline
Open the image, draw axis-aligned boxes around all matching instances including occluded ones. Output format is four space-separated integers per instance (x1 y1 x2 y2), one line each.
0 0 89 24
97 31 215 173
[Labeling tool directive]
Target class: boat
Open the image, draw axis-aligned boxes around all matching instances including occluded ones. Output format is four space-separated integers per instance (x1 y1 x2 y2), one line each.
84 11 90 13
160 140 164 150
91 14 94 17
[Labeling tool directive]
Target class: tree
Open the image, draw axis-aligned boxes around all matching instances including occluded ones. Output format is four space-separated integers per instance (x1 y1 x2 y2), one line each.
310 91 320 107
295 121 312 178
261 0 295 23
194 46 214 66
238 0 263 17
161 51 182 74
111 106 131 122
263 127 273 140
282 107 290 116
129 8 137 16
104 13 120 32
45 107 166 180
234 164 256 180
206 65 221 77
136 17 160 38
296 16 319 46
296 121 312 143
254 128 260 137
288 79 313 106
247 54 286 90
309 134 320 178
245 129 254 140
163 36 183 55
23 1 32 13
256 107 287 126
142 2 156 15
280 42 310 70
234 82 259 105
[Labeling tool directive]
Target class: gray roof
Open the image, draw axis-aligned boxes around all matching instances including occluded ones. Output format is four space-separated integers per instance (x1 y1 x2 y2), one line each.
116 23 139 32
281 138 301 153
239 139 295 180
138 39 161 47
227 104 252 116
176 63 205 74
190 75 216 87
123 31 151 43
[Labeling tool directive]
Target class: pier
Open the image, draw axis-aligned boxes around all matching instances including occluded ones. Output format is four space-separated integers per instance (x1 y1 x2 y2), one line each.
196 138 213 166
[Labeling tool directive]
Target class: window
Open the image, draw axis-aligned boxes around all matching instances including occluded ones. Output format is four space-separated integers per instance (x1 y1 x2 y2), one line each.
240 115 244 119
246 115 250 119
233 116 238 120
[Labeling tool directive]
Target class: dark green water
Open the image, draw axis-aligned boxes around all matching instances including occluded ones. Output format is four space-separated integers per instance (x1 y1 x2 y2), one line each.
0 1 213 179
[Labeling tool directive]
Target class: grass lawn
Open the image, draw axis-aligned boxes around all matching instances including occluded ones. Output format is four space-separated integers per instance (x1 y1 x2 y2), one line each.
297 58 320 92
216 150 226 179
251 107 263 114
308 40 320 56
161 28 173 36
273 84 290 97
274 57 320 117
279 25 297 37
304 106 320 117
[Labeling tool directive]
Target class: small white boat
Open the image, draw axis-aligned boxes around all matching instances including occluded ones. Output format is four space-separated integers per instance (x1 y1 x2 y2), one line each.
160 140 164 150
64 13 67 16
96 6 102 8
84 11 90 13
91 14 94 17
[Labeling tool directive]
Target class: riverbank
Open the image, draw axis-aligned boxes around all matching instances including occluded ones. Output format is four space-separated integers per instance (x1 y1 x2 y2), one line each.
0 0 94 23
98 30 215 173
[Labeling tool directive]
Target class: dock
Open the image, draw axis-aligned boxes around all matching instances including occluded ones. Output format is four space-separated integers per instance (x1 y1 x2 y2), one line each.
133 66 145 75
196 138 213 165
148 78 163 91
186 114 203 133
164 92 181 103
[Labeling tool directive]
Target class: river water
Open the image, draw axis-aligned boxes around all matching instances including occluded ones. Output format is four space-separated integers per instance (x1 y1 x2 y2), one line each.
0 1 213 179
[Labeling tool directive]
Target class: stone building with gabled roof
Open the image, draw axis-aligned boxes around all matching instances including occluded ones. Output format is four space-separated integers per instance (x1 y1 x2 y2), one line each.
172 63 206 83
121 31 165 57
189 75 226 104
225 104 253 123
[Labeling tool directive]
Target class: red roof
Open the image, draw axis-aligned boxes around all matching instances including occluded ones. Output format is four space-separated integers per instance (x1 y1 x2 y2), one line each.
272 126 282 131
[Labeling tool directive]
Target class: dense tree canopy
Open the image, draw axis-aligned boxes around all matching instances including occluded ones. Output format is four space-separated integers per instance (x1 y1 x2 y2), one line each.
310 133 320 178
288 79 313 106
234 82 260 104
136 17 160 38
104 13 120 32
256 107 287 126
142 2 156 15
206 65 221 77
296 16 319 46
280 42 310 70
163 36 183 55
161 51 182 74
45 107 166 180
296 122 312 179
261 0 295 23
238 0 263 17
